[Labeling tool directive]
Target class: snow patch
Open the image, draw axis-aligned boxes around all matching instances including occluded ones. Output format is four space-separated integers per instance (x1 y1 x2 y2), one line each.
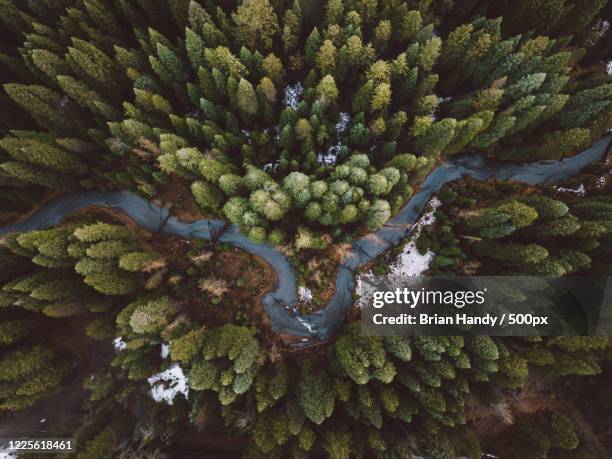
315 113 351 166
555 183 586 197
318 143 341 165
160 343 170 359
335 112 351 133
597 175 608 188
283 83 304 109
356 198 441 304
296 315 316 333
607 61 612 75
387 197 441 276
148 363 189 405
263 160 280 173
298 286 313 303
113 336 127 351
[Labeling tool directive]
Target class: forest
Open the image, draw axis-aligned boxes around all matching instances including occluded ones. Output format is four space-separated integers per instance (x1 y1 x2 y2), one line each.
0 0 611 458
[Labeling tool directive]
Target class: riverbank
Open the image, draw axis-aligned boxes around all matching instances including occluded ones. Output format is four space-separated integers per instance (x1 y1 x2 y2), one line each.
1 135 610 341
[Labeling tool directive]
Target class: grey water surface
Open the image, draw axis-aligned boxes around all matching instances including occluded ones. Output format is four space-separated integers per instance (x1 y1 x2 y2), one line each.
1 135 610 340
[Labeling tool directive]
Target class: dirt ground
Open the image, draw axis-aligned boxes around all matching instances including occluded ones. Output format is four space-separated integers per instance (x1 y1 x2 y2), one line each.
154 176 211 223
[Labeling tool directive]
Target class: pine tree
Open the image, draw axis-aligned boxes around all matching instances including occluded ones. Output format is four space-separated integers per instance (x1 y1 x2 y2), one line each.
84 271 140 295
77 427 118 459
0 136 85 174
415 119 457 156
366 199 391 230
504 0 568 34
0 161 75 189
473 241 549 265
118 251 164 272
129 296 173 334
236 78 259 119
260 53 283 86
316 39 337 76
170 328 205 364
74 223 133 243
0 320 28 345
0 345 70 411
4 84 85 132
232 0 279 51
0 3 610 456
297 364 335 425
192 180 223 211
316 75 339 105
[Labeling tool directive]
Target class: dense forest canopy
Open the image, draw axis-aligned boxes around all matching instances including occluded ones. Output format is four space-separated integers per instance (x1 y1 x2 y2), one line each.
0 0 611 241
0 0 611 458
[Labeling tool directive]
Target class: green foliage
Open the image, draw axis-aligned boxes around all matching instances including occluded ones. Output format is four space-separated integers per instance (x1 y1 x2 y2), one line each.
449 180 610 276
129 296 174 334
74 223 133 243
84 271 140 295
192 180 223 211
232 0 279 51
0 0 607 241
118 251 164 272
0 320 28 345
516 195 569 219
0 2 611 458
77 427 118 459
505 411 580 458
297 364 335 425
333 324 399 384
170 328 205 364
0 345 69 411
189 324 259 403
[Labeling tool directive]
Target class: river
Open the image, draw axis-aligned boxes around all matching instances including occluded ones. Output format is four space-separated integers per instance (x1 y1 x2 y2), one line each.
1 135 610 340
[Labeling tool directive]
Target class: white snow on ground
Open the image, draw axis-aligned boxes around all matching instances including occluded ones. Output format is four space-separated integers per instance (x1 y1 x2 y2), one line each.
388 197 441 277
0 452 17 458
113 336 127 351
318 144 340 165
263 160 280 173
607 60 612 75
316 113 351 165
298 286 313 303
555 183 586 197
148 363 189 405
283 287 316 334
335 112 351 133
160 343 170 359
283 83 304 109
356 198 441 306
296 315 315 333
596 174 608 188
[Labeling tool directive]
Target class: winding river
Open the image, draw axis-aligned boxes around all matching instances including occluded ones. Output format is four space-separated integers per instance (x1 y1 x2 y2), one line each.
1 135 610 340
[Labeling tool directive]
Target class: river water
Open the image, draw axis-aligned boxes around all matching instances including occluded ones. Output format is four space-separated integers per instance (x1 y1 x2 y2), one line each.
1 135 610 340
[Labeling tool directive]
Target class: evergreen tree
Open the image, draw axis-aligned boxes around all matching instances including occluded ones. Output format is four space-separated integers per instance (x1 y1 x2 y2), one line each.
232 0 279 51
0 2 610 457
